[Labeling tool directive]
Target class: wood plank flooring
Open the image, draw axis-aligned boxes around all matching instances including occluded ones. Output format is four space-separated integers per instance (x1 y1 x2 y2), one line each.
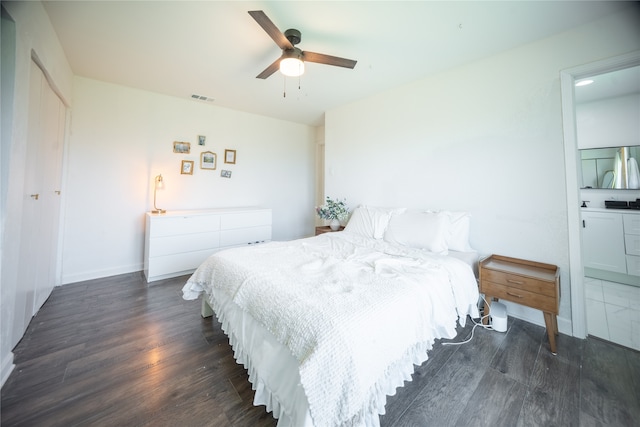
2 272 639 426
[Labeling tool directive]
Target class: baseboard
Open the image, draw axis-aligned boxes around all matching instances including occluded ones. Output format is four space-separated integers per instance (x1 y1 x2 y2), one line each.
557 316 573 336
61 262 143 285
500 300 573 336
1 350 15 388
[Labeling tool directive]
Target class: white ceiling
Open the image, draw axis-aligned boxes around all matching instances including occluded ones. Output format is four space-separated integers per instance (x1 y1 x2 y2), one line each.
575 65 640 104
42 1 634 126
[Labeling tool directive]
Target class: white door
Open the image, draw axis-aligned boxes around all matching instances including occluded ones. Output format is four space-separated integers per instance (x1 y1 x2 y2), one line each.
34 64 65 310
13 59 65 341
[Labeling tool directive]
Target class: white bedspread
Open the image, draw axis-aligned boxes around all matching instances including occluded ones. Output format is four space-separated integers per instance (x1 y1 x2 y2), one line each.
183 232 479 427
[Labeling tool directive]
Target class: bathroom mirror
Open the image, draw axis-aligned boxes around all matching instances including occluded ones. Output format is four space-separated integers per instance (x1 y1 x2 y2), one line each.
580 145 640 189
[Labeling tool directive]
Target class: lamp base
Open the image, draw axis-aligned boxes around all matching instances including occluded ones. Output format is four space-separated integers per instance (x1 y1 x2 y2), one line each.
152 209 166 214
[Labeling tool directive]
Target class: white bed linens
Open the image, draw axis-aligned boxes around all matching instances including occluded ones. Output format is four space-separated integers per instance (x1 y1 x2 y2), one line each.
183 232 479 427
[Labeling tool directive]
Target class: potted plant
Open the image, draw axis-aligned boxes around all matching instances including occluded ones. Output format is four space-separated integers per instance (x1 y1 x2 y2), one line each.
316 197 349 230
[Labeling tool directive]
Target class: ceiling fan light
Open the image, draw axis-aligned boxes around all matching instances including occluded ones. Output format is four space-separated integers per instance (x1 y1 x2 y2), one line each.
575 79 594 87
280 57 304 77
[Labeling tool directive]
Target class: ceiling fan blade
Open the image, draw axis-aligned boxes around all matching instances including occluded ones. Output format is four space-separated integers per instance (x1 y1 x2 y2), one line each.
248 10 293 50
256 57 281 79
302 51 357 69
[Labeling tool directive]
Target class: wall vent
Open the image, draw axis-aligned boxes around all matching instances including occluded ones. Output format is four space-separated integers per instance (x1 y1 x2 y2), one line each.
190 94 214 102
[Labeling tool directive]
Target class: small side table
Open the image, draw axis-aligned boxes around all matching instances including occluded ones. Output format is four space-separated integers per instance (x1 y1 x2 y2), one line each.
315 226 345 236
479 254 560 354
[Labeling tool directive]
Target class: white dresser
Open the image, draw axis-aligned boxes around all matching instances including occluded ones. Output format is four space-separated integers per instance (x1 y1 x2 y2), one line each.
144 207 272 282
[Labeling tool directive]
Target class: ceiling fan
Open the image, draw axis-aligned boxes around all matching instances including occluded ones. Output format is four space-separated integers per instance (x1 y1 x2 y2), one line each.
248 10 357 79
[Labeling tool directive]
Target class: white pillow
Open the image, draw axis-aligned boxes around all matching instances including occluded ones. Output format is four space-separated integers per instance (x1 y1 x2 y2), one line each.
425 210 472 251
383 211 450 254
344 206 407 239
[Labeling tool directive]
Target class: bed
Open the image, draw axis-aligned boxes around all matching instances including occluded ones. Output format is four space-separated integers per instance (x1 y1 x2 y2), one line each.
182 206 480 427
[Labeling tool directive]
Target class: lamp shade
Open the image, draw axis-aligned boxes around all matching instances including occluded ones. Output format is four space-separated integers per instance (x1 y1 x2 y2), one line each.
155 174 164 190
152 174 166 214
280 48 304 77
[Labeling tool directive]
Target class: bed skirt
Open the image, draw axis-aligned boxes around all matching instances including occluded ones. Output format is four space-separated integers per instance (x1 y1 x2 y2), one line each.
203 288 427 427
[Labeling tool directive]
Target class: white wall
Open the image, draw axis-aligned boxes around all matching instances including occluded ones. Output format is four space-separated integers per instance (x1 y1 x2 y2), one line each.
62 77 316 284
1 1 73 386
324 9 640 334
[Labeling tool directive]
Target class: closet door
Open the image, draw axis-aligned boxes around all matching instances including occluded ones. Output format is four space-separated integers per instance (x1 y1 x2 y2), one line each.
34 64 65 310
14 60 65 340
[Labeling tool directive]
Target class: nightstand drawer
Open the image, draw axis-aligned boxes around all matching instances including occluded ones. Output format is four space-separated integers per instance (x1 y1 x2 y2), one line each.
483 269 556 297
482 280 558 314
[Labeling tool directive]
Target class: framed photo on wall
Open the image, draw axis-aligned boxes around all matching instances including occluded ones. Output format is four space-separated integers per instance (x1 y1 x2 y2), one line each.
198 135 206 146
173 141 191 154
181 160 194 175
224 149 236 164
201 151 216 170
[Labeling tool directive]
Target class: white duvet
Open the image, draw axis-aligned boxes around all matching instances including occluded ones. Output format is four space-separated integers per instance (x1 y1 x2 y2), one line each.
183 232 479 427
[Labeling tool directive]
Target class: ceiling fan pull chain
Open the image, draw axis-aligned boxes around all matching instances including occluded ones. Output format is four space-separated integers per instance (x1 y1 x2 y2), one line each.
283 76 287 98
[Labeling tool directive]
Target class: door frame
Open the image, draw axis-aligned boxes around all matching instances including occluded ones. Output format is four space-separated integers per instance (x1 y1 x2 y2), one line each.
560 50 640 338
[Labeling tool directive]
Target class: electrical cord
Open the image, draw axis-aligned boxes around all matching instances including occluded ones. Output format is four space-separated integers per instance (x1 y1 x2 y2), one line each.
442 294 495 347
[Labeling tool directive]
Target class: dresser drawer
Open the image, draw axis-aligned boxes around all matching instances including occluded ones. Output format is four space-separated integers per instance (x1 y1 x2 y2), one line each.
623 214 640 235
147 249 218 278
221 210 271 230
150 214 220 237
149 231 220 257
482 280 558 314
482 268 556 297
220 225 272 247
625 234 640 256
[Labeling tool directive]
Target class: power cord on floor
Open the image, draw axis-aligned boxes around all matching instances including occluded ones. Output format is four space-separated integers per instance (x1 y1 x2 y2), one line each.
442 294 494 346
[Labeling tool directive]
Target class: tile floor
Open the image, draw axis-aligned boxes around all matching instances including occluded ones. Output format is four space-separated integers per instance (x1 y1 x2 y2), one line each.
585 276 640 350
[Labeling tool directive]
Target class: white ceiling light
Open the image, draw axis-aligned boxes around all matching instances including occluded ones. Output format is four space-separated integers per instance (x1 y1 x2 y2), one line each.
279 48 305 77
575 79 594 87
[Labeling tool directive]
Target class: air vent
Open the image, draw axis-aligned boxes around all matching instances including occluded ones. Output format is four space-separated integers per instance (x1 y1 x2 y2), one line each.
190 94 214 102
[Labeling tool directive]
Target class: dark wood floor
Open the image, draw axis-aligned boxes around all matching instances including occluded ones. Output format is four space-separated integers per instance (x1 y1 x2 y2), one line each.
2 272 639 426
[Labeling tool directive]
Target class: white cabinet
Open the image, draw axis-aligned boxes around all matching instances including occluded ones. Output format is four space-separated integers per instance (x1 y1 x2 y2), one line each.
144 207 272 282
624 214 640 275
582 211 627 273
582 209 640 277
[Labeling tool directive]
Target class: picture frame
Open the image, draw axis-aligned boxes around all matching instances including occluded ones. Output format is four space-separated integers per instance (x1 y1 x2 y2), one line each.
221 170 232 178
181 160 194 175
224 149 236 164
201 151 216 170
173 141 191 154
198 135 206 146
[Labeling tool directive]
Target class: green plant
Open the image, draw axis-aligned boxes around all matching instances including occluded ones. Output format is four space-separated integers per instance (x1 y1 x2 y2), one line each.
316 197 349 221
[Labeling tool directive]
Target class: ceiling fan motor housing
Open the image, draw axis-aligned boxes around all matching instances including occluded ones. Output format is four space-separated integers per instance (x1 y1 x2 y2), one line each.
282 47 303 60
284 29 301 45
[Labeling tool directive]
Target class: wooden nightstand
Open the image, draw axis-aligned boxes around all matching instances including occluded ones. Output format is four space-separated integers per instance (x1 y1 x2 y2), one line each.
479 254 560 354
315 226 345 236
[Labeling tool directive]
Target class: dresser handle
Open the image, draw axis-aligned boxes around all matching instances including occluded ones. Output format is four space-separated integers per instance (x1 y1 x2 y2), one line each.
507 279 524 285
507 291 524 298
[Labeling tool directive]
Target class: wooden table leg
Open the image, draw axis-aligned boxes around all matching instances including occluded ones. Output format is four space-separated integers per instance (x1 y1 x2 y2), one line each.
543 311 557 355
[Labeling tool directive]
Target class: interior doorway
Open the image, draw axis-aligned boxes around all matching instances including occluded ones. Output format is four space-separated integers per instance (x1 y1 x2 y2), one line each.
560 51 640 342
